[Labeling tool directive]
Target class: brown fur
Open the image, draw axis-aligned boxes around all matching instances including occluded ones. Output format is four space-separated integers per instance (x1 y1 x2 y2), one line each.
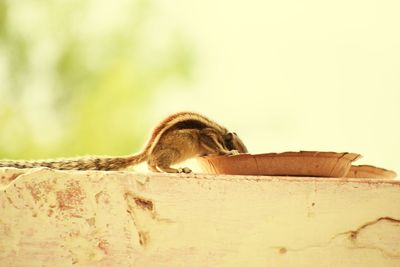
0 112 247 173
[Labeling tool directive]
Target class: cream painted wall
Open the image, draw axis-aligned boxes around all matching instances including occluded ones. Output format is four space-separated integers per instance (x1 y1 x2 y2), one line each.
149 0 400 172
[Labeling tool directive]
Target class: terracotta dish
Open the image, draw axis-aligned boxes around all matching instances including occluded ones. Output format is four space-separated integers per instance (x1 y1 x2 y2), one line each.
346 165 397 179
197 151 361 177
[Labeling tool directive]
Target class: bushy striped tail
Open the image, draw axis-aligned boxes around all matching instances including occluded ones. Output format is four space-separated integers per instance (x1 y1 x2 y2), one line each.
0 153 147 171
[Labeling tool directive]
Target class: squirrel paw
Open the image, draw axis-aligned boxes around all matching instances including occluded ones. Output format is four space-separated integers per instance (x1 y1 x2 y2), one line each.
178 167 192 173
228 150 239 155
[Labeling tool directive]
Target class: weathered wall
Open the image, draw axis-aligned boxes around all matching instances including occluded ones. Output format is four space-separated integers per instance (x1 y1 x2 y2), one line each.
1 168 399 267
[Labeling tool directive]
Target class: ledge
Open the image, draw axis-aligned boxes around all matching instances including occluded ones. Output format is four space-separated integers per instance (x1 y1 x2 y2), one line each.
1 168 400 266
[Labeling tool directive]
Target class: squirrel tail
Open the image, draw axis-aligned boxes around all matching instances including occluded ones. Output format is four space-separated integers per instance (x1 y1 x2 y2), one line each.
0 152 148 171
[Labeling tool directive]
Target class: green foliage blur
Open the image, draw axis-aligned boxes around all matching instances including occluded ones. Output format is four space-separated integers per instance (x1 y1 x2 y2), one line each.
0 0 193 159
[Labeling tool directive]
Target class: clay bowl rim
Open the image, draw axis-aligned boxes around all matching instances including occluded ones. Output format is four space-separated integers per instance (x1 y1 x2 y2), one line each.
347 164 397 178
200 151 362 161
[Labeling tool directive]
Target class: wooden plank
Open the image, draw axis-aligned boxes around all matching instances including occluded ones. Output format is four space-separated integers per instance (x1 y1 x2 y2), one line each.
0 168 399 267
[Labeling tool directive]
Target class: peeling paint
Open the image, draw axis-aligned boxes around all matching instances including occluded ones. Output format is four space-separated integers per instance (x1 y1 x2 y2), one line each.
125 193 155 248
95 191 110 205
0 169 25 190
56 180 85 211
97 239 110 255
133 197 154 211
124 192 174 249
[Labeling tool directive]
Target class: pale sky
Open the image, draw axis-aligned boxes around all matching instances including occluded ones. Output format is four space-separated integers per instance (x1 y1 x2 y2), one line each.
149 0 400 173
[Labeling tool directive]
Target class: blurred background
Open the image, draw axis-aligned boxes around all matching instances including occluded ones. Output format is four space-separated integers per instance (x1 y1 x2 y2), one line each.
0 0 399 172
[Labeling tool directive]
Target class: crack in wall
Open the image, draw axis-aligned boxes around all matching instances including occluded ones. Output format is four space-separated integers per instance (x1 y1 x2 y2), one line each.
340 217 400 258
344 217 400 240
272 216 400 259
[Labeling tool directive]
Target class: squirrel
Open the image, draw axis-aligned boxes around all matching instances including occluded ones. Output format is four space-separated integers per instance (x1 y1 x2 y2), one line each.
0 111 247 173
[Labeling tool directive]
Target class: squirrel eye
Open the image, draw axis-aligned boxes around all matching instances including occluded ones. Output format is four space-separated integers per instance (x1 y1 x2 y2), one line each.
225 133 233 140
